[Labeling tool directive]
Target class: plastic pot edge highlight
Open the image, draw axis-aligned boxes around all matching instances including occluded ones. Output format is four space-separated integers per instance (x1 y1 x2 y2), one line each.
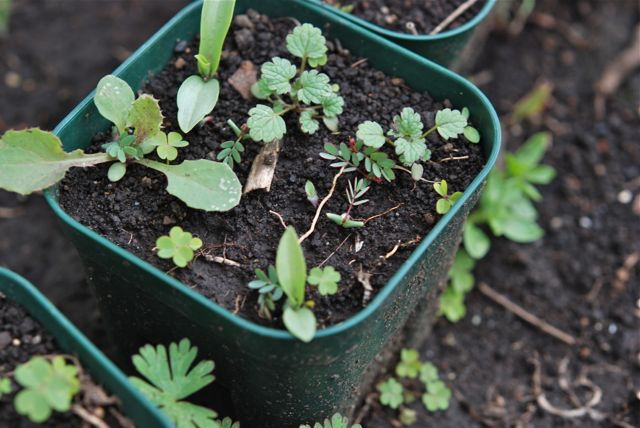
306 0 497 66
0 268 172 428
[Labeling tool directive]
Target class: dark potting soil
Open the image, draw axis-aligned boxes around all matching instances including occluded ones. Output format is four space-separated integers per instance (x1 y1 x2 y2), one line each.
321 0 486 34
0 296 132 427
58 10 485 329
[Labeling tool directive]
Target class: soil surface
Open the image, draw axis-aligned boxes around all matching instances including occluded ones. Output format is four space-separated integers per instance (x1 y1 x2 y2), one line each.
321 0 486 34
0 0 189 346
0 296 131 427
58 10 485 328
364 0 640 426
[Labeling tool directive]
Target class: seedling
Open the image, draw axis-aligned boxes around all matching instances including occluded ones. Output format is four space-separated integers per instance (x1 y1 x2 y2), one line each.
305 180 319 207
216 417 240 428
378 349 451 424
326 177 369 228
300 413 362 428
0 75 242 212
308 266 341 296
377 378 404 409
13 356 80 423
248 266 283 320
248 227 341 342
147 131 189 163
156 226 203 268
247 24 344 142
129 339 218 426
217 119 249 169
441 132 556 323
177 0 235 133
433 179 463 215
321 137 396 182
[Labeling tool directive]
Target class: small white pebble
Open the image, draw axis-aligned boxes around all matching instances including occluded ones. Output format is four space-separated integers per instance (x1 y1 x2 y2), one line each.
579 216 593 229
471 315 482 326
608 323 618 334
618 189 633 204
447 372 456 381
12 338 20 346
550 216 563 230
594 322 603 331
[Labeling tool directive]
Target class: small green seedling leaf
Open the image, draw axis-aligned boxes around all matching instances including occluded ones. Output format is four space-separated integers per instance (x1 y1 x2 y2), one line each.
434 179 462 214
94 75 135 134
299 413 363 428
308 266 341 296
399 408 417 426
305 180 318 207
283 306 317 343
463 222 490 259
435 108 467 140
286 23 327 66
148 131 189 162
395 137 427 166
439 286 466 322
128 94 163 143
215 416 240 428
377 378 404 409
129 338 217 427
326 213 365 229
392 107 423 139
0 377 12 399
138 159 241 212
357 121 385 148
510 81 553 125
322 94 345 118
449 249 475 293
156 226 203 268
463 126 480 143
14 356 80 423
0 129 110 195
422 380 451 412
108 162 127 182
395 348 421 379
419 362 439 385
247 104 286 142
297 70 332 105
276 227 307 307
197 0 235 78
261 57 297 95
300 110 320 134
177 75 220 133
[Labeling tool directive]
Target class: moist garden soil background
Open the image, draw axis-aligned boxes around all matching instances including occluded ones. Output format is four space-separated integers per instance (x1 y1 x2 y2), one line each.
321 0 486 34
0 296 131 427
57 9 485 328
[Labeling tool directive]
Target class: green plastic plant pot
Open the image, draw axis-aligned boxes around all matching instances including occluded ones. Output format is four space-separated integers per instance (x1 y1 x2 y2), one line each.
43 0 500 426
306 0 496 66
0 268 171 428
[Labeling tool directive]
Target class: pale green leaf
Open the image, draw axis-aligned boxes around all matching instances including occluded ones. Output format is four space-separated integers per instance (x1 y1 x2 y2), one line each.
197 0 235 77
247 104 286 142
128 94 163 142
299 111 320 134
283 306 316 343
321 94 344 118
308 266 340 296
251 79 274 100
0 129 110 195
393 107 423 138
356 121 385 148
138 159 241 212
108 162 127 182
261 57 296 94
177 75 220 133
286 23 327 63
463 126 480 143
395 137 426 166
297 70 332 104
435 108 467 140
276 227 307 306
94 75 134 134
463 222 490 259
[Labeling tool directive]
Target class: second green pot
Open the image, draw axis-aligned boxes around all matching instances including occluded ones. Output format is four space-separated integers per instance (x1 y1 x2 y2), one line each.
305 0 496 66
44 0 500 426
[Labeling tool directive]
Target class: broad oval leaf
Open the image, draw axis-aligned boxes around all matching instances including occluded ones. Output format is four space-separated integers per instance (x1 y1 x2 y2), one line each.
356 121 385 148
463 222 490 259
283 306 316 343
276 227 307 306
94 75 135 134
0 129 110 195
177 75 220 133
138 159 241 212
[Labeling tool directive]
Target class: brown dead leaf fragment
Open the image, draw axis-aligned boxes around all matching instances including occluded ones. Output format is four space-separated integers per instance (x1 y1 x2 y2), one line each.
228 60 257 100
